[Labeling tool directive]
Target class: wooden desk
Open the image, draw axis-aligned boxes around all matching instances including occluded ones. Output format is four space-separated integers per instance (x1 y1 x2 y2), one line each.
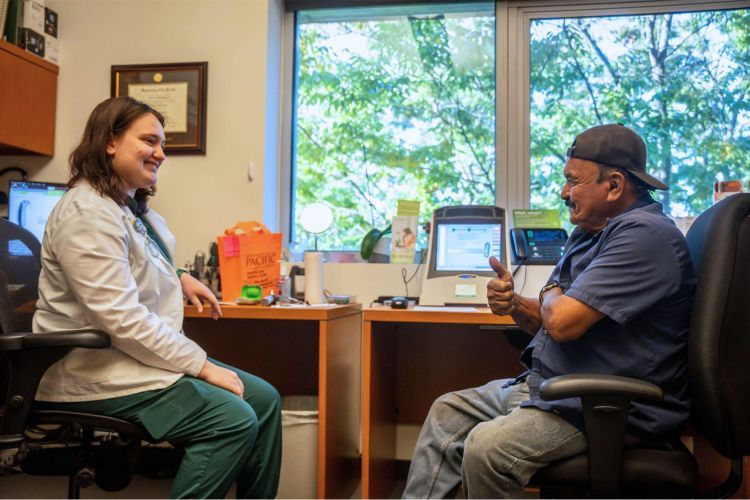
361 308 749 499
184 303 362 499
361 307 523 499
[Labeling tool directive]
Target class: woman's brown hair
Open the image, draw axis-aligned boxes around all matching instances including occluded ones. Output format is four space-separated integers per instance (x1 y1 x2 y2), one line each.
68 97 165 216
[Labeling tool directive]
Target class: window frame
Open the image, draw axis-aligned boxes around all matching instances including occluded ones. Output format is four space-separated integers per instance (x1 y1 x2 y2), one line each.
280 0 750 247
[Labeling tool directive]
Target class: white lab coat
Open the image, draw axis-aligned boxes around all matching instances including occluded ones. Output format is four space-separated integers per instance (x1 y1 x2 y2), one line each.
33 181 207 402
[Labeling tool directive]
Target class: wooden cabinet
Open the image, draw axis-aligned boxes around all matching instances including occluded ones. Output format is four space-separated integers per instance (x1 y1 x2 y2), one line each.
0 39 58 156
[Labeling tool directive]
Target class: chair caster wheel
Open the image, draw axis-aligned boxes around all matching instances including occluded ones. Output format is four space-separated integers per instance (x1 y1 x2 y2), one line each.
76 467 95 489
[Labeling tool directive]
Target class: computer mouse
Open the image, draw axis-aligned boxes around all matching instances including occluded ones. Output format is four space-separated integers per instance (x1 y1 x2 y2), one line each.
391 296 408 309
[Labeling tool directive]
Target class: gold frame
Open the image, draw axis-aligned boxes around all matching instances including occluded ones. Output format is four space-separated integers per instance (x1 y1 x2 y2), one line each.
111 62 208 154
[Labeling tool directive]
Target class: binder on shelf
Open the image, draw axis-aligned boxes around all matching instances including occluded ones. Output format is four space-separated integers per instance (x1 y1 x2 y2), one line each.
3 0 19 44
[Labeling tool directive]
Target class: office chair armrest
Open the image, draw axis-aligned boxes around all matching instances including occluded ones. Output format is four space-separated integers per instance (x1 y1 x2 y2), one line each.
0 329 110 351
539 373 663 401
0 329 110 447
539 374 663 498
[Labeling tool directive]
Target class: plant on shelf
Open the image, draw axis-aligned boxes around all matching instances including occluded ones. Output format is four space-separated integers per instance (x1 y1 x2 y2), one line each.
360 225 391 261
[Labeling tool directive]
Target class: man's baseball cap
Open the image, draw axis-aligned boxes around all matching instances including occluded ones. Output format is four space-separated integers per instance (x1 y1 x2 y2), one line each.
566 124 668 190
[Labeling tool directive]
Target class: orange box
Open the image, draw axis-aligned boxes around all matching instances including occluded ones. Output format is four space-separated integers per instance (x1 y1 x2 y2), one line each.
714 180 744 203
217 221 282 302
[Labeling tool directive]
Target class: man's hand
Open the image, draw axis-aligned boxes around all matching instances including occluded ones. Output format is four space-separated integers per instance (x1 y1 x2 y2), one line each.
180 273 222 320
487 256 515 316
198 359 244 397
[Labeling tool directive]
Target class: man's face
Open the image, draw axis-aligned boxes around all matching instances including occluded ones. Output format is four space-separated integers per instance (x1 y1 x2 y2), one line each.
560 158 611 233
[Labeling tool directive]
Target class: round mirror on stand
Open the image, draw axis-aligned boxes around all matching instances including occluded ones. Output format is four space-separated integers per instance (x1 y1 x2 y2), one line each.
298 203 334 304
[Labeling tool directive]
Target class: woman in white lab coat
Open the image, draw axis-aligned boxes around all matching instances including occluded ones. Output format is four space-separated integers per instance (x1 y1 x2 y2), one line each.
32 96 281 499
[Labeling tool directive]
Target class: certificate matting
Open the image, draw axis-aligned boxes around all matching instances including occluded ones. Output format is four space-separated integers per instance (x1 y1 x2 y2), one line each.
111 62 208 154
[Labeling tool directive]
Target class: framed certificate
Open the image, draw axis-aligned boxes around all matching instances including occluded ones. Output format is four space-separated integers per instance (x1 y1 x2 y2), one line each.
111 62 208 154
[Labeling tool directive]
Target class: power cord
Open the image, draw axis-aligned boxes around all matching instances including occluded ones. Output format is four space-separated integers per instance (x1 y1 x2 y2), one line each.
400 249 427 296
515 264 528 296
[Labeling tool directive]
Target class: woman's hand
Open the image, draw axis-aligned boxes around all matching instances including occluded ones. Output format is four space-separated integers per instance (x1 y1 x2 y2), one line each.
198 360 244 397
180 272 222 320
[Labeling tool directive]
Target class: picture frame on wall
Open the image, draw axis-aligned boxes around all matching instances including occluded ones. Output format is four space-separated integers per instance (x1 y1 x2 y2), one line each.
111 62 208 155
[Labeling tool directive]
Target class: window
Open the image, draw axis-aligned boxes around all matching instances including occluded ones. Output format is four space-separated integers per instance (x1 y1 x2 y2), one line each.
290 3 496 250
283 1 749 246
528 7 750 225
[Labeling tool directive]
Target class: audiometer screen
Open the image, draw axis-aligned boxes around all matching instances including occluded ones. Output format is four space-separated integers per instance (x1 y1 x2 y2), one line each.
435 223 503 272
8 181 67 243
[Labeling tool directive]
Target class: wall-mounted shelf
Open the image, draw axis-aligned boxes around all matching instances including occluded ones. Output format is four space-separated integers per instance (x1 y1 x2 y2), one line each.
0 39 59 156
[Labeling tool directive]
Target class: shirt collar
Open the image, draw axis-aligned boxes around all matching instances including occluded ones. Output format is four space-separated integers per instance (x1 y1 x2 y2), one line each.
124 196 138 213
622 193 658 214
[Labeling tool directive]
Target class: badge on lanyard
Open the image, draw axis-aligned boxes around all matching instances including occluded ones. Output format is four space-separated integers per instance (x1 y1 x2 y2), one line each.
132 218 161 259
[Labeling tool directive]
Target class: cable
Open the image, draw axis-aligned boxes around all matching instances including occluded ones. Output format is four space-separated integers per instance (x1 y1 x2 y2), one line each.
400 249 427 296
516 264 528 296
512 264 523 277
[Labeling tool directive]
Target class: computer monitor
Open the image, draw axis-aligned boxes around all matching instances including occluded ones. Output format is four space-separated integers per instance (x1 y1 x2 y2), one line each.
420 205 506 306
8 180 67 244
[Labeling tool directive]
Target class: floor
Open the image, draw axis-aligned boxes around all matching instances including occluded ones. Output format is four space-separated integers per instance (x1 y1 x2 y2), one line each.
0 473 378 499
0 472 174 499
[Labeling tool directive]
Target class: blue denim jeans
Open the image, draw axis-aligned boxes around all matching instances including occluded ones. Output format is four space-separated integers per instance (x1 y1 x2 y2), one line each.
403 379 587 498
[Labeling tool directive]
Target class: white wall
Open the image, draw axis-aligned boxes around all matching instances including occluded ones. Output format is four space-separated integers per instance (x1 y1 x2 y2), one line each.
0 0 465 303
1 0 281 267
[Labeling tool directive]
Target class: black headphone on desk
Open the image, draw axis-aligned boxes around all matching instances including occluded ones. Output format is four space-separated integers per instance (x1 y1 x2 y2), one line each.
0 166 29 205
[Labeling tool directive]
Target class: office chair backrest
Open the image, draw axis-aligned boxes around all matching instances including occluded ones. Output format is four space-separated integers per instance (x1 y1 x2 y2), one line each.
0 218 41 335
685 193 750 459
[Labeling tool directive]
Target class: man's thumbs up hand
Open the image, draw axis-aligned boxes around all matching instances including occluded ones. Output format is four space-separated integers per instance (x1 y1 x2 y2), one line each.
489 256 512 281
487 256 515 316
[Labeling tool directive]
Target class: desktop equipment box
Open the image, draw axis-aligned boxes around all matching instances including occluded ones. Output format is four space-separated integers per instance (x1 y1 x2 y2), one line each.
17 26 43 57
20 0 43 34
43 5 55 37
43 32 56 64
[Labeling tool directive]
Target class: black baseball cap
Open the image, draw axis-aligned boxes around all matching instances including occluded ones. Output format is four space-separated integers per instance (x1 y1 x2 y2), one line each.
566 124 668 190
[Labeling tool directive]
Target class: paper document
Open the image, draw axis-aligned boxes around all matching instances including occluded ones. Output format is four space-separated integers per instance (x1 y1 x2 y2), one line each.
412 305 487 313
272 303 338 309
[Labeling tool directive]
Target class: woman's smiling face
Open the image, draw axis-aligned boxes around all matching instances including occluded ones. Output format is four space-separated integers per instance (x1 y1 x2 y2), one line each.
107 112 166 196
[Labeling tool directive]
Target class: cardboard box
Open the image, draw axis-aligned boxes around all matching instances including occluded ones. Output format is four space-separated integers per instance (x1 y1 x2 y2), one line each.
17 26 43 57
43 5 55 37
44 32 57 64
19 0 43 34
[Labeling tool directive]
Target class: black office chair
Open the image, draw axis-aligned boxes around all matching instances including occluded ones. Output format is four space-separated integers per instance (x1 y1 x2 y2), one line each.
531 193 750 498
0 218 157 498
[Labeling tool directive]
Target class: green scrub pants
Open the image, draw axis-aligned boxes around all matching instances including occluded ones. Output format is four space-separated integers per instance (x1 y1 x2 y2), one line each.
36 359 282 499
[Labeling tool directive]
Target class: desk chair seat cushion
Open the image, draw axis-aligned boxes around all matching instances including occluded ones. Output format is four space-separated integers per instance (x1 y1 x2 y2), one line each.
531 447 698 495
29 410 156 442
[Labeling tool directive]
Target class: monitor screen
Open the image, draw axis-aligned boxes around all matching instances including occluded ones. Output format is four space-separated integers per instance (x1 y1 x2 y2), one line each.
8 180 67 243
434 222 503 272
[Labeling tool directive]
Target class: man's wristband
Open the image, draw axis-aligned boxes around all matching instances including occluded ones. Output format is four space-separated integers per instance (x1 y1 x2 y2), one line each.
539 282 561 304
176 268 188 278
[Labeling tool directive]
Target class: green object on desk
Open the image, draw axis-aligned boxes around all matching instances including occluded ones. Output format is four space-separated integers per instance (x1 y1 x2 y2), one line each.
241 285 262 300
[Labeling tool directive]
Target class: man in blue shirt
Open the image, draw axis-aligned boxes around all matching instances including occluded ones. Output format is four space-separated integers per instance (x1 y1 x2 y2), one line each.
403 124 696 498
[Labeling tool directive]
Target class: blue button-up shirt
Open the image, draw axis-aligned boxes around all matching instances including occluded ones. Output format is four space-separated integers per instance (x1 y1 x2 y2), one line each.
519 196 696 447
